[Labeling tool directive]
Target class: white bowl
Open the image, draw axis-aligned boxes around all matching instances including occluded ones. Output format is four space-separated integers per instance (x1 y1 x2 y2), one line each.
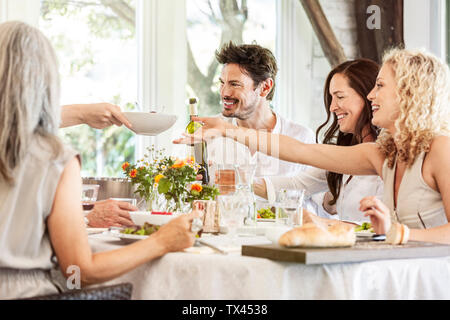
129 212 177 226
123 112 178 136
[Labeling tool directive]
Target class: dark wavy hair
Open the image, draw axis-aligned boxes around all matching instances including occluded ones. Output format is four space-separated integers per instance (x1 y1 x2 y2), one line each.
316 59 380 205
215 41 278 101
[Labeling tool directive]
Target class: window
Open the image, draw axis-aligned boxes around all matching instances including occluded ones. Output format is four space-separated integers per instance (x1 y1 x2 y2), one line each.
186 0 276 116
39 0 138 177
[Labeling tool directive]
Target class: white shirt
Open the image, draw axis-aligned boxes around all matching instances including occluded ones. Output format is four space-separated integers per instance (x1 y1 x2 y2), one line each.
264 167 384 223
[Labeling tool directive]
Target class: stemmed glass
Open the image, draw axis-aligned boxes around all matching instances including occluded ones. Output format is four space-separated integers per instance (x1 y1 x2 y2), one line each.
218 193 247 245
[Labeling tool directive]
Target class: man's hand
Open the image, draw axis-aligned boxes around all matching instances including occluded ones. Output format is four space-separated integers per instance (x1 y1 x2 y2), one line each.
86 199 137 228
172 117 233 145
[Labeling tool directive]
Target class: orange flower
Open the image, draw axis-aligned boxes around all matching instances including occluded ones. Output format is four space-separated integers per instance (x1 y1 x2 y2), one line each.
129 169 137 178
122 162 130 171
138 166 145 171
154 174 165 183
191 183 203 193
171 159 186 169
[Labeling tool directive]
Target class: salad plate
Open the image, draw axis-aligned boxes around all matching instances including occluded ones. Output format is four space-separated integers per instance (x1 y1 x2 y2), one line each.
108 229 148 244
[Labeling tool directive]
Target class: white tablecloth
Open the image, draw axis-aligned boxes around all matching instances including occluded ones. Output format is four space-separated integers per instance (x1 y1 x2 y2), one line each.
88 233 450 300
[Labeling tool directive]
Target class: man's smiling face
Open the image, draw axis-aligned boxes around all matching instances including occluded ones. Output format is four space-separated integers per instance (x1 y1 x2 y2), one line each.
219 63 262 120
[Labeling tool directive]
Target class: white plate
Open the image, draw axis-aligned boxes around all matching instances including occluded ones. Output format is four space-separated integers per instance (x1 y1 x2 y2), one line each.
86 228 108 235
123 112 177 136
355 231 375 238
256 218 276 223
129 211 177 226
108 229 148 244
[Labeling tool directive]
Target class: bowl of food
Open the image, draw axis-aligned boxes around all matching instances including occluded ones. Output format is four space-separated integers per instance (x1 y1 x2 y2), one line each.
255 200 276 222
123 112 177 136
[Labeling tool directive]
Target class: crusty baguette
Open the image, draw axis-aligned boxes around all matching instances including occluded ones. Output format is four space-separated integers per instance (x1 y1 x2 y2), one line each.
278 222 356 248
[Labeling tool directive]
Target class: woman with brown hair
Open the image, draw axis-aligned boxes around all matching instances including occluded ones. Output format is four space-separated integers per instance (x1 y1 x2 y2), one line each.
253 58 383 223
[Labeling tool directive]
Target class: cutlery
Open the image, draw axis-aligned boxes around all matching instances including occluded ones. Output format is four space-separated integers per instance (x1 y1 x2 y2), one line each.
195 239 228 255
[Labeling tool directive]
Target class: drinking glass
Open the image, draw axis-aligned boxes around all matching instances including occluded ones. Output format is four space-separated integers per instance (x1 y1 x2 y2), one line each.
218 193 246 244
214 163 236 195
82 184 99 210
234 163 257 226
276 189 305 227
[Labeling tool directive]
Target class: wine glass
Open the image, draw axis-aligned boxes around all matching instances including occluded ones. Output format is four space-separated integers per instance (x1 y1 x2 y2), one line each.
218 193 246 245
82 184 99 211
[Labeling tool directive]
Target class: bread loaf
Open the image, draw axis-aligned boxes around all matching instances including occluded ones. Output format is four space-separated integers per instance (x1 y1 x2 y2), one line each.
278 222 356 248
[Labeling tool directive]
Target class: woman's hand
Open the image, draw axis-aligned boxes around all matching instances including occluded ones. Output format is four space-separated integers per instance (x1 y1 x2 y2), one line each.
359 196 392 234
173 117 236 145
152 210 201 253
61 103 132 129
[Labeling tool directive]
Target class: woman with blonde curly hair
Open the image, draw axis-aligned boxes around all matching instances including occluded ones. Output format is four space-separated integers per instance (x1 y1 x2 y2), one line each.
175 48 450 244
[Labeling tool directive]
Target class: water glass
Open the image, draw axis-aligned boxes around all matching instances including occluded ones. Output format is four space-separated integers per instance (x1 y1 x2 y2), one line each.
276 189 305 227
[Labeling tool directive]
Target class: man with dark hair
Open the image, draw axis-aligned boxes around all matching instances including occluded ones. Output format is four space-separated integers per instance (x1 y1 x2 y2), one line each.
209 42 315 176
209 42 321 213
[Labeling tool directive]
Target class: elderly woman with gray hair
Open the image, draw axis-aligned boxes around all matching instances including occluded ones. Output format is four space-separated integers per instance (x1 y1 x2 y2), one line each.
0 21 199 299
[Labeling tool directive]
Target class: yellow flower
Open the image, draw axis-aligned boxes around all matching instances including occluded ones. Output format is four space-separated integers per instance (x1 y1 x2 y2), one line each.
154 174 165 183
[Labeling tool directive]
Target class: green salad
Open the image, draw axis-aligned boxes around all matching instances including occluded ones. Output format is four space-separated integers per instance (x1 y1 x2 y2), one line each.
354 222 374 233
257 207 276 219
121 223 160 236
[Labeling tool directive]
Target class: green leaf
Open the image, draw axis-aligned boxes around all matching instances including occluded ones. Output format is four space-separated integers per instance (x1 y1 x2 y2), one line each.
157 178 171 194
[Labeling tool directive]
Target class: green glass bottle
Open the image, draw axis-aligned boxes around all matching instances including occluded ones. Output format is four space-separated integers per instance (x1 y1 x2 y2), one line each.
185 98 210 185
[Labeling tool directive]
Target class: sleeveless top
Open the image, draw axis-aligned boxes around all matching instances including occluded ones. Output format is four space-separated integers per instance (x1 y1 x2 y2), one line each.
382 152 447 229
0 136 79 270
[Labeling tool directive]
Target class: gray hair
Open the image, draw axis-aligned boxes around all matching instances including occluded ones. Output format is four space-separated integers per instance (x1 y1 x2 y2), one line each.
0 21 62 184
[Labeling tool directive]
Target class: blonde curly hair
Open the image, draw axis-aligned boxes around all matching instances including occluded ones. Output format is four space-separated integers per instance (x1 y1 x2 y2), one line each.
376 48 450 168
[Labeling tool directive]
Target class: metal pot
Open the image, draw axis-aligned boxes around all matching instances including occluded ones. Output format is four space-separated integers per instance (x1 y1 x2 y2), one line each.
82 177 137 201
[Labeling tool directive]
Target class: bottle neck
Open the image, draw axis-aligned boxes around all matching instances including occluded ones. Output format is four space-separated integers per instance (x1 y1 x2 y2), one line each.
188 104 198 117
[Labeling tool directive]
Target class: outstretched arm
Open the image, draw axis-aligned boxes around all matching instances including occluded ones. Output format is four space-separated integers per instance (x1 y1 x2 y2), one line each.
174 117 385 176
60 103 132 129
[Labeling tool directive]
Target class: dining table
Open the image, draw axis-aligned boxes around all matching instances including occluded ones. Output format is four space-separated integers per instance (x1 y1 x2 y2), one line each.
87 230 450 300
